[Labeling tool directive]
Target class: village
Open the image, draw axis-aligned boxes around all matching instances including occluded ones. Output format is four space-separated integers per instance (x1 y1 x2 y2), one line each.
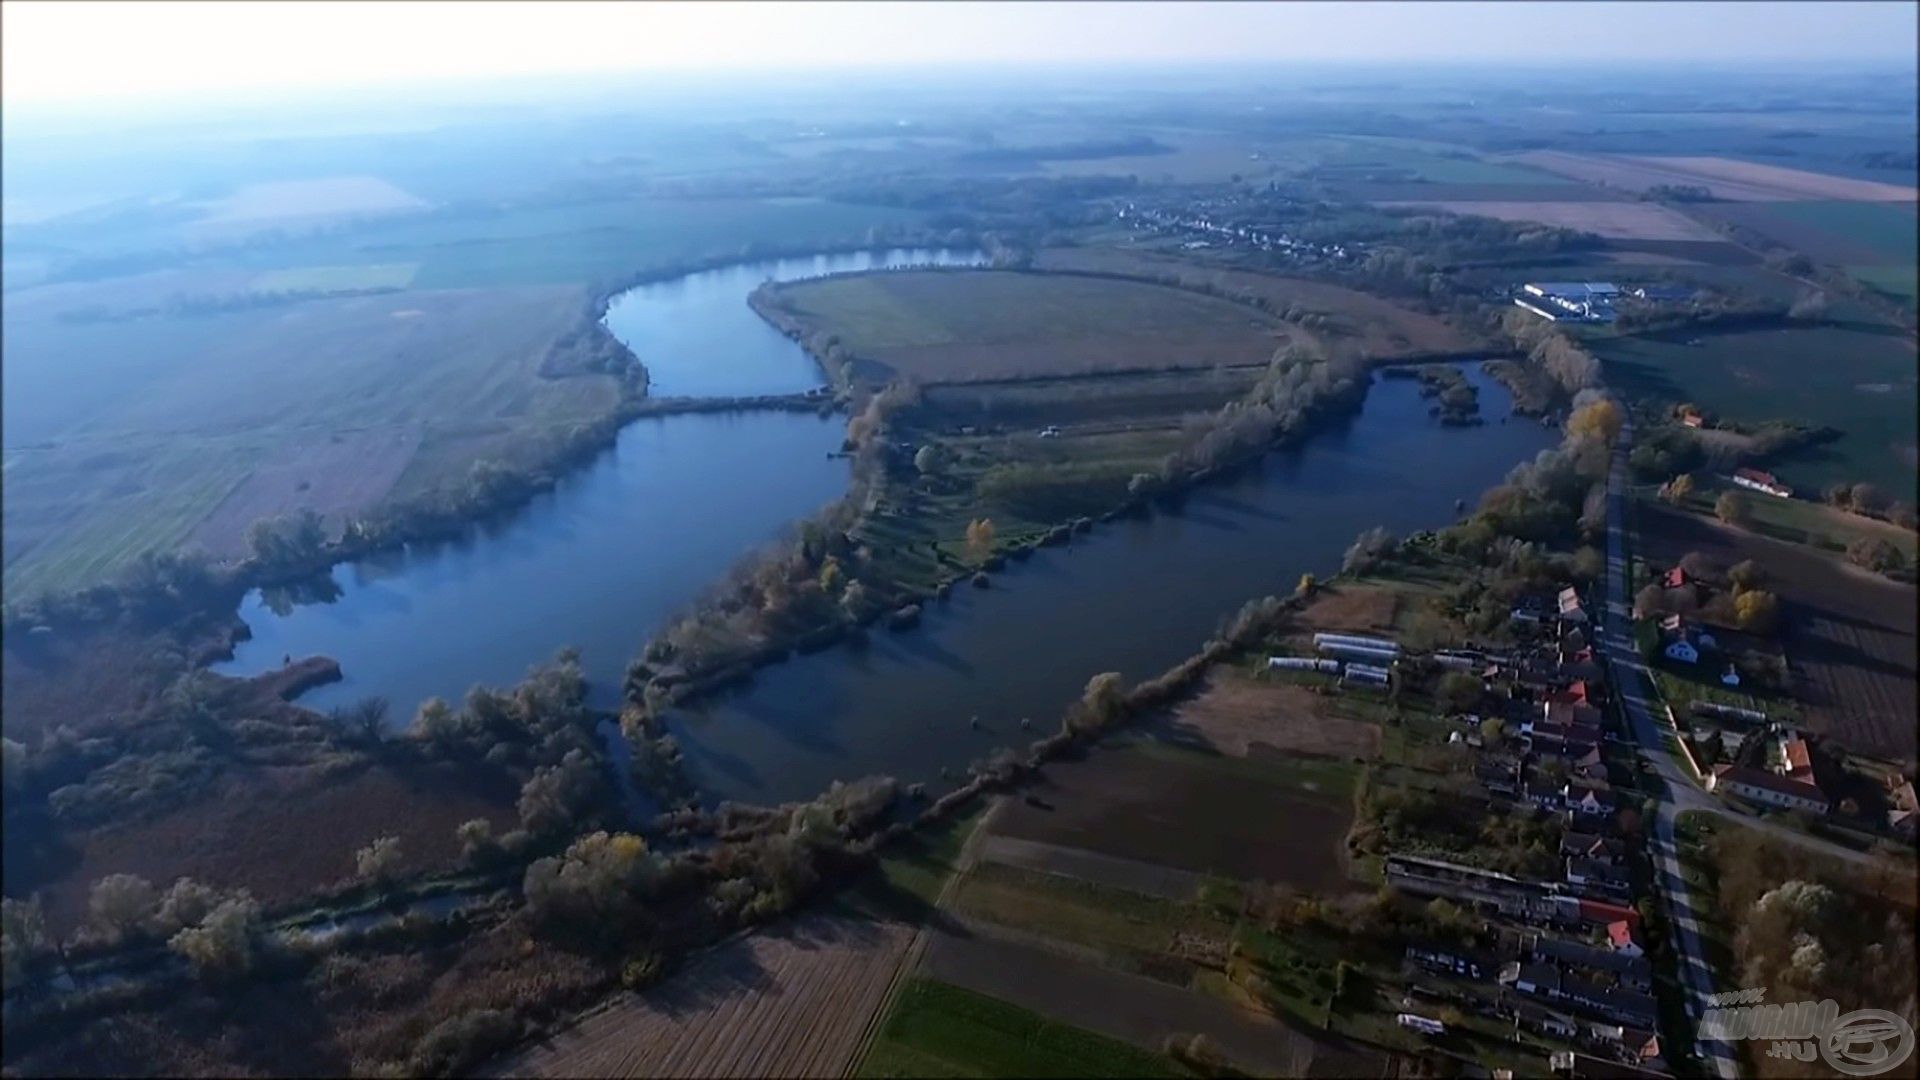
1259 573 1670 1075
1257 535 1913 1078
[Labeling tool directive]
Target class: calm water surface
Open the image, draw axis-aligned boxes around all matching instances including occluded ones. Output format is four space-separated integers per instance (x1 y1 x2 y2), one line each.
667 367 1557 805
215 249 984 711
217 411 847 713
219 249 1552 813
602 248 985 397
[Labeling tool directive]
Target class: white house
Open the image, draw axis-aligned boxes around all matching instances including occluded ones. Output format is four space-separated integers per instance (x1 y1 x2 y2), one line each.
1707 764 1829 814
1730 467 1792 498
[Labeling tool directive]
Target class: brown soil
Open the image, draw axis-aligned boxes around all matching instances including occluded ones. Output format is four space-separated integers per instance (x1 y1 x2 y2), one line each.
1167 671 1382 760
1293 583 1401 637
189 427 423 558
994 741 1356 892
1639 503 1917 763
13 760 518 935
495 914 914 1078
0 620 187 744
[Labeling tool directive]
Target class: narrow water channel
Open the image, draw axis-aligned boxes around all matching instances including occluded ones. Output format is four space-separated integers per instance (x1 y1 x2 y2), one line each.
665 367 1557 805
216 248 982 714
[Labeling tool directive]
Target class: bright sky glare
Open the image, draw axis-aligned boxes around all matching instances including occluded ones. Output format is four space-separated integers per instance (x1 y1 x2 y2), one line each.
4 1 1915 107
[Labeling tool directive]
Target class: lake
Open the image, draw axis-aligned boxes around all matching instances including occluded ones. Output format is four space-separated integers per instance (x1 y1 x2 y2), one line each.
220 247 1552 813
216 248 982 712
602 248 986 397
665 366 1557 805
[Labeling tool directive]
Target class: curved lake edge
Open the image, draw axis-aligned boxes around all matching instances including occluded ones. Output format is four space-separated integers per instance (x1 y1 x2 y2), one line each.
209 250 985 715
656 365 1559 806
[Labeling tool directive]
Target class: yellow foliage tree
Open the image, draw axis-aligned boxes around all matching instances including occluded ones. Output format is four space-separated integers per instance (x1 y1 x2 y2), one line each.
1734 589 1780 634
1567 397 1624 444
818 557 846 594
964 518 995 562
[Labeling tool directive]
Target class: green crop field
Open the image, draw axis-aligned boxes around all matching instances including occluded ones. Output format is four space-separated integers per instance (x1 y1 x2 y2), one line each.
1594 324 1918 493
1758 200 1919 263
856 978 1184 1079
766 270 1282 382
220 196 930 288
1850 264 1919 305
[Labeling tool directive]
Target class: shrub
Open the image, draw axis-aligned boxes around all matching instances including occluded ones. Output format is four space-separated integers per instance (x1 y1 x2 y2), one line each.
409 1008 523 1077
355 835 404 885
88 874 159 943
1715 491 1751 527
168 895 262 979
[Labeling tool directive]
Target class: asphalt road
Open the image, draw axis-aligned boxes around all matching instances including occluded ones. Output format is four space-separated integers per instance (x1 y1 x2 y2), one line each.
1599 420 1878 1079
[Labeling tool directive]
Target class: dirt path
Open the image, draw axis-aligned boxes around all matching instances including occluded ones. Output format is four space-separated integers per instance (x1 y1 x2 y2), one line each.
842 797 1004 1075
976 834 1208 900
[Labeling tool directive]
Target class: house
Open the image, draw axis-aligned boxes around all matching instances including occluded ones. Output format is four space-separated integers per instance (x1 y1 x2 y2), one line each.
1385 854 1568 922
1548 1049 1669 1078
1406 941 1496 980
1663 637 1700 665
1579 898 1640 931
1775 734 1813 779
1661 566 1691 590
1511 999 1582 1040
1558 586 1588 624
1587 1024 1664 1068
1560 832 1622 864
1887 778 1918 839
1707 764 1829 814
1398 1013 1446 1037
1531 936 1653 992
1542 699 1603 731
1730 467 1792 498
1502 963 1659 1026
1680 412 1704 428
1566 858 1632 901
1564 781 1616 818
1478 759 1524 799
1606 920 1644 958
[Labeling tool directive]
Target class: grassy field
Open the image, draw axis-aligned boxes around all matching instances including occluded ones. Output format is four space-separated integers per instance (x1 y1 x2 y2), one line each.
1378 198 1726 241
1032 246 1474 359
2 284 615 595
1593 323 1918 493
951 861 1232 965
990 736 1361 892
1664 472 1916 562
763 270 1284 383
857 978 1185 1078
1637 501 1917 763
250 262 420 292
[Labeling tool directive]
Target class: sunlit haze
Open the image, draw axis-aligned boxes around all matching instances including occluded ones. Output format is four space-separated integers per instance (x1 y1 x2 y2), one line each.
5 0 1916 109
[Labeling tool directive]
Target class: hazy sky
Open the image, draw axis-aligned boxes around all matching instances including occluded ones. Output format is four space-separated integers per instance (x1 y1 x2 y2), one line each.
5 1 1915 107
